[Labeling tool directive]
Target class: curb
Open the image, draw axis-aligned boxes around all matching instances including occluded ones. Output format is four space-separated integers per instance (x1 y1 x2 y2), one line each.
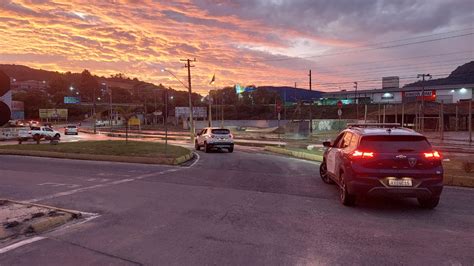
174 152 194 165
264 146 323 162
0 149 189 165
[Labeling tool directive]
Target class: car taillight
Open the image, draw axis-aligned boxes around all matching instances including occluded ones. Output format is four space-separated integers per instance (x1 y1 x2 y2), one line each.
424 151 441 159
351 150 374 159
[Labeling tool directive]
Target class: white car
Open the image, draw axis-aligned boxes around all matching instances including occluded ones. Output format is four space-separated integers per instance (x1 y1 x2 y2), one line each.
65 125 79 135
18 126 61 142
195 127 234 153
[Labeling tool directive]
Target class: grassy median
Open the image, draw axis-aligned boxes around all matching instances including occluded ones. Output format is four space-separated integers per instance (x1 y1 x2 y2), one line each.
0 140 192 165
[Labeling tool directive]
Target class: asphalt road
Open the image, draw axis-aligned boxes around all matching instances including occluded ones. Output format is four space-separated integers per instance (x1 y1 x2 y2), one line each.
0 147 473 265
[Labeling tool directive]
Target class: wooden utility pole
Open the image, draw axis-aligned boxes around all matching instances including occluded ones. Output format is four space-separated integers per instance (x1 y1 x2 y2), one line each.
417 74 432 132
309 70 313 133
180 58 196 143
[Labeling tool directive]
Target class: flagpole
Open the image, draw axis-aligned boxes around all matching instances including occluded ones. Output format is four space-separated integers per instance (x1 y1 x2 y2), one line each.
209 74 215 127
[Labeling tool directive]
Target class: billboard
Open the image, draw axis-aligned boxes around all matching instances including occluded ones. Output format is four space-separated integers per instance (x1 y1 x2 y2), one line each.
64 96 81 104
382 76 400 89
235 84 256 94
175 107 207 119
39 109 68 119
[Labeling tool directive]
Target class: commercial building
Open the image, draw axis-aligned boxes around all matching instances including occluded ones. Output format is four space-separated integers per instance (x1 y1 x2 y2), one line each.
321 83 473 105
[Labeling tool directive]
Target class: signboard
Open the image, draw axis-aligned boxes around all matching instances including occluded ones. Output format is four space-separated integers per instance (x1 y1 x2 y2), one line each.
276 102 282 113
128 118 140 126
404 90 435 97
235 84 257 94
382 76 399 89
64 96 81 104
39 109 68 119
175 107 207 119
403 90 436 102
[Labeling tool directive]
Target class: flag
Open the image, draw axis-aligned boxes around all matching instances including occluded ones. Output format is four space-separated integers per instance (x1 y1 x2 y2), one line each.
209 74 215 85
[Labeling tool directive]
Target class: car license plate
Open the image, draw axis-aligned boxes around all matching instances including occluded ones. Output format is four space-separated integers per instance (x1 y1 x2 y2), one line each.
388 179 412 187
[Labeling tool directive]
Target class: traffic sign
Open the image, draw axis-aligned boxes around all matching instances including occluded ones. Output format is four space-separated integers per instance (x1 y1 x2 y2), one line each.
337 100 343 109
337 109 342 118
276 102 282 113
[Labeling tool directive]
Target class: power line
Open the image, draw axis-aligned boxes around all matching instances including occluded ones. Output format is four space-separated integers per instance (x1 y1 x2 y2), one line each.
250 32 474 63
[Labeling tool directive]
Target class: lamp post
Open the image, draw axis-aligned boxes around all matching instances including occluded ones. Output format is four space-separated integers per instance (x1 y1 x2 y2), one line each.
161 68 194 143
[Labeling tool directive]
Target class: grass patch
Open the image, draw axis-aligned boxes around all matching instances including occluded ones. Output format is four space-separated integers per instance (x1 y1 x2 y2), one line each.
442 158 474 187
286 147 325 157
0 140 190 159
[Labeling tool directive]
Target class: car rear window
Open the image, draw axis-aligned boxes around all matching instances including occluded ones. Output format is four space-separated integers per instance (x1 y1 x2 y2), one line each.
30 127 40 130
67 126 77 128
211 129 230 134
359 135 431 153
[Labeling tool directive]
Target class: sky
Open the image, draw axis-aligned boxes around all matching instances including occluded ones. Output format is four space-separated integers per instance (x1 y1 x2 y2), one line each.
0 0 473 94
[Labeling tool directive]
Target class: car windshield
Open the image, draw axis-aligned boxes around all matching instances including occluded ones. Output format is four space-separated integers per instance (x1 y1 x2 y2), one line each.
211 129 230 135
359 135 432 153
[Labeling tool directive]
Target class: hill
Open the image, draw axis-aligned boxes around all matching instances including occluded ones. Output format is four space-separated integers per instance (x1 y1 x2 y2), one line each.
404 61 474 87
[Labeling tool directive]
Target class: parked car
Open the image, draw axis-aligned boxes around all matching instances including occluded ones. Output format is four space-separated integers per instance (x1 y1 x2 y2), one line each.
195 127 234 153
65 125 79 135
319 123 443 209
18 126 61 143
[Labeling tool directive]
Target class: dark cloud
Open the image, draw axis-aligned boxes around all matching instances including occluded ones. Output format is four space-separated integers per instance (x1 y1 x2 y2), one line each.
194 0 474 41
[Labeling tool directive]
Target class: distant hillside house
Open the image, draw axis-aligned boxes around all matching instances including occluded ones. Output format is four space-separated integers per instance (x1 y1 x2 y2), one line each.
11 79 47 92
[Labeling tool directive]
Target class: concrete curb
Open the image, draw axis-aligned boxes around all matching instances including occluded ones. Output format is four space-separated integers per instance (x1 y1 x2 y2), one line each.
0 199 80 241
264 146 323 162
0 149 193 166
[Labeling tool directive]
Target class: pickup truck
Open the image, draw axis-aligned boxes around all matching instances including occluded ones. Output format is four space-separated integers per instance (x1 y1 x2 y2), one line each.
18 126 61 143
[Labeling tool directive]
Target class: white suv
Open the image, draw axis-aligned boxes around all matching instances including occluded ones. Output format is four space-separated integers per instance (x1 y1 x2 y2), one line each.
195 127 234 153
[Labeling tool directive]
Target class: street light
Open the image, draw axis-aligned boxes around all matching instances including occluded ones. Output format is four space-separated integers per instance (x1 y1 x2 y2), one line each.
161 68 195 143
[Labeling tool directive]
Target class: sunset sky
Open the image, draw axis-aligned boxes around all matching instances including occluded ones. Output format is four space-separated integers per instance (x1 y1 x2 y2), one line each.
0 0 473 94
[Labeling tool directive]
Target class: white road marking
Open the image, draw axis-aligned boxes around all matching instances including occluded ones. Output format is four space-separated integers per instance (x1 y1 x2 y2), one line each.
0 237 46 254
25 155 200 203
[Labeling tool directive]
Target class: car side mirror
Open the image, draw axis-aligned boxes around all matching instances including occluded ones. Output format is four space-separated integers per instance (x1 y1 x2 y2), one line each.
323 141 332 148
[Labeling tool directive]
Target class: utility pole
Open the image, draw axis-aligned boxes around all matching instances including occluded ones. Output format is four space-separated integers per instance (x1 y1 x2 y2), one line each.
309 70 313 133
354 82 358 120
93 86 97 134
417 74 432 132
180 58 196 143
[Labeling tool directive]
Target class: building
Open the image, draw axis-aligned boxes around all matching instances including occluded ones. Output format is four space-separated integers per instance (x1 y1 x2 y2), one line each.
11 79 47 92
321 83 473 105
258 86 323 104
11 101 24 120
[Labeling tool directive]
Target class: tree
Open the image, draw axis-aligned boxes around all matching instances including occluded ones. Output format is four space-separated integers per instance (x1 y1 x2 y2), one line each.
13 90 52 118
79 70 99 102
47 77 70 105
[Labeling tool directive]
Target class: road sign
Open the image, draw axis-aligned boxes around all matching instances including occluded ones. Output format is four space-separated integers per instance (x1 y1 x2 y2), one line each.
337 109 342 118
276 102 282 113
337 100 343 109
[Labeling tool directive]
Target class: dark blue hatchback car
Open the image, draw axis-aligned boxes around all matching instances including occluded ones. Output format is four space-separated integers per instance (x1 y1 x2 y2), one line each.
320 123 443 209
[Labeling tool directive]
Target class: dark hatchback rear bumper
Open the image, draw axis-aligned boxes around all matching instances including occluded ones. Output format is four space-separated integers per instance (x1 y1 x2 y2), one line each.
348 177 443 199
